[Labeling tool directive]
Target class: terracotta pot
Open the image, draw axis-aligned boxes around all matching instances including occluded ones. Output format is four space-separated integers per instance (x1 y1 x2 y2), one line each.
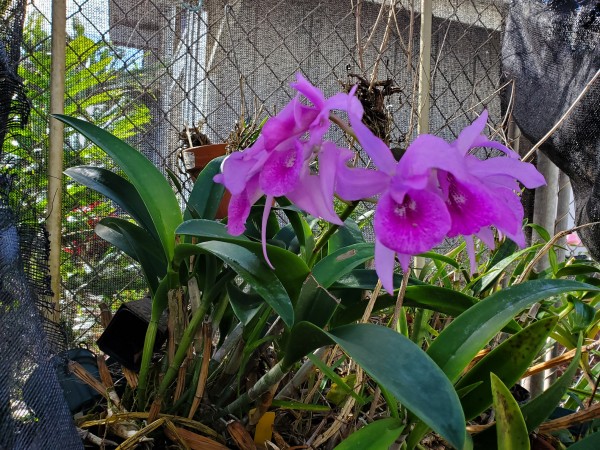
182 143 230 219
182 143 228 179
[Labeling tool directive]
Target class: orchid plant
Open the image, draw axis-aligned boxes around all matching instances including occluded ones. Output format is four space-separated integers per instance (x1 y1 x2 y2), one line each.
57 74 600 449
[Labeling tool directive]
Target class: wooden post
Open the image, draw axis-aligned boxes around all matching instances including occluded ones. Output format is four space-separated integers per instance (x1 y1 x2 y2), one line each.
47 0 67 323
414 0 432 275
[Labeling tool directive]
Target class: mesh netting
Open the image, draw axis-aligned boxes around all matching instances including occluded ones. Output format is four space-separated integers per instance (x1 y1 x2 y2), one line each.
0 0 82 447
502 0 600 256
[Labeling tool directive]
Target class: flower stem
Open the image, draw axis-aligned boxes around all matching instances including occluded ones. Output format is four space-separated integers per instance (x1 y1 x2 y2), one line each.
309 201 358 267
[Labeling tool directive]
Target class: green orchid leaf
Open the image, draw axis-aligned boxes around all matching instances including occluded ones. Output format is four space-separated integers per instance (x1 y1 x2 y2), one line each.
407 280 599 449
564 431 600 450
332 418 404 450
184 156 226 220
330 273 520 333
571 299 596 333
555 264 600 278
490 373 530 450
427 279 599 383
470 245 542 294
311 243 374 288
176 221 309 302
418 251 461 270
95 218 167 294
330 269 411 290
294 275 339 328
55 114 182 261
328 218 365 252
64 166 159 242
487 239 519 269
177 219 249 242
458 317 557 420
284 322 466 450
276 197 314 261
175 241 294 327
226 282 263 326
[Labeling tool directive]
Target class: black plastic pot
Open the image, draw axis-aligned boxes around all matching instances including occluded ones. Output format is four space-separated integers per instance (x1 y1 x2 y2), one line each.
97 296 168 371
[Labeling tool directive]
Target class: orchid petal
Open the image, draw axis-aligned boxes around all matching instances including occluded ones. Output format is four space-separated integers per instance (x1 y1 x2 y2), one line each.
287 173 344 225
470 135 520 158
225 177 262 235
374 189 450 256
227 193 252 235
444 175 497 237
476 227 496 249
291 73 325 108
336 166 391 200
261 195 275 269
375 239 397 294
397 253 411 273
453 110 488 155
324 92 352 111
398 134 468 182
468 157 546 189
260 141 304 196
262 99 317 150
333 146 390 200
218 150 262 195
351 118 397 171
490 188 527 247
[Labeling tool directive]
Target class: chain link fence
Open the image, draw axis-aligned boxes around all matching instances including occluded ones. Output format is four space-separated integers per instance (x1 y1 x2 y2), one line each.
9 0 572 348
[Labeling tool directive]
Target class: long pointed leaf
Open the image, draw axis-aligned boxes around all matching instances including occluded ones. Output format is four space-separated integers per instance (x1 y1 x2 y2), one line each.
473 336 583 448
312 243 374 288
330 272 520 332
522 335 583 430
285 322 466 450
55 114 182 260
458 317 557 419
64 166 159 242
491 373 530 450
95 218 167 294
407 280 599 448
427 280 600 383
176 220 309 302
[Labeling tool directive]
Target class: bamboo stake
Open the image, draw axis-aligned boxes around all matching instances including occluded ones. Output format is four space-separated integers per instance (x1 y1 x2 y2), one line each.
47 0 67 323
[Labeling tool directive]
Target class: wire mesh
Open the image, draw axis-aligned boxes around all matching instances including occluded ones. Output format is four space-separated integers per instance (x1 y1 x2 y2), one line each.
10 0 552 348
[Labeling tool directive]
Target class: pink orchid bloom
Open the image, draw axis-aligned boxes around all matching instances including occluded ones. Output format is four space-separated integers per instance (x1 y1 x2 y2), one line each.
215 74 374 267
356 111 545 293
567 232 582 246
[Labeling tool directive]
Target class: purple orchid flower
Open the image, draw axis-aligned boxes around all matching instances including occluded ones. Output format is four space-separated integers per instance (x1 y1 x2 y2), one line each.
215 74 370 267
355 110 545 293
